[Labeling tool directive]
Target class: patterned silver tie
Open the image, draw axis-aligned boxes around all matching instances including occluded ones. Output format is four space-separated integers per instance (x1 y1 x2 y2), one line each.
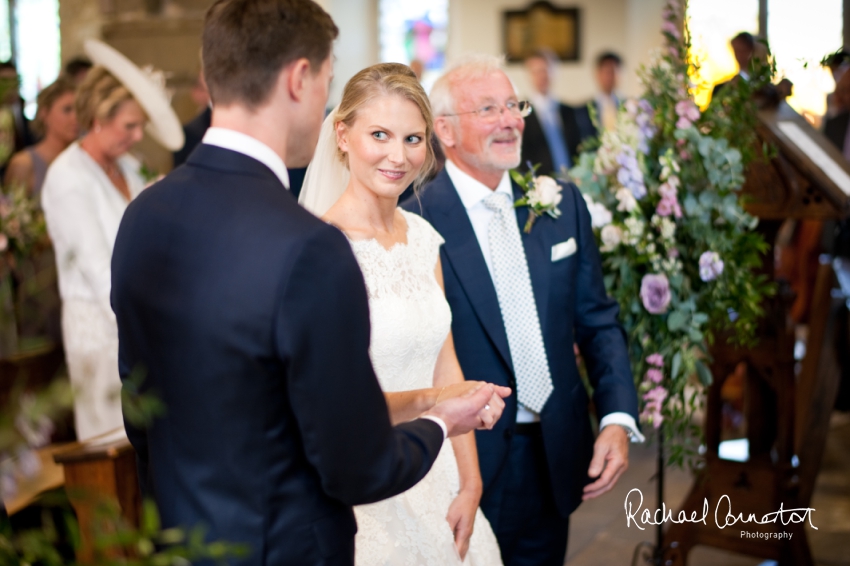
483 192 554 413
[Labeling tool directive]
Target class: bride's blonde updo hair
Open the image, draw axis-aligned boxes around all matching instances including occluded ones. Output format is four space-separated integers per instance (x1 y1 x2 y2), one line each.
335 63 436 191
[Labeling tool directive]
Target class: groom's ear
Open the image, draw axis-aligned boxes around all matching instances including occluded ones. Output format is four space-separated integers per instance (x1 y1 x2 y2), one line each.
285 58 312 102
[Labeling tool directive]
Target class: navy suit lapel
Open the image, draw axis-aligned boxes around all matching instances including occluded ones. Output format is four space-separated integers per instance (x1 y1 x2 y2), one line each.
513 182 551 334
426 172 513 371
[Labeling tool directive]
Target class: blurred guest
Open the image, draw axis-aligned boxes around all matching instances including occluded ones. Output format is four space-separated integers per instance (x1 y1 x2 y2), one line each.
42 39 182 440
823 49 850 118
575 52 622 142
712 32 755 100
825 70 850 159
776 78 793 100
0 62 35 177
520 49 582 176
172 71 211 167
3 77 78 344
63 57 93 86
4 77 79 198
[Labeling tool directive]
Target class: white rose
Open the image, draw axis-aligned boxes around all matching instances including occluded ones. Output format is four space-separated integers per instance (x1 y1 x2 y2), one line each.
615 187 638 212
600 225 623 252
533 176 562 208
583 194 613 228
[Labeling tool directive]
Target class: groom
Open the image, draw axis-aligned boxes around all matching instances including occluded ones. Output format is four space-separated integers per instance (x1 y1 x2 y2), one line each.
111 2 509 565
404 55 642 566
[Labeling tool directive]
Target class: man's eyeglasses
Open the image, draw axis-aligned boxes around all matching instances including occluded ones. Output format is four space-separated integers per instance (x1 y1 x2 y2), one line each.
444 100 533 122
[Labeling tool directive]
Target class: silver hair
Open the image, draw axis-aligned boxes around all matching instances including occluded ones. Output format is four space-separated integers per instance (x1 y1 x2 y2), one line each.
429 53 509 116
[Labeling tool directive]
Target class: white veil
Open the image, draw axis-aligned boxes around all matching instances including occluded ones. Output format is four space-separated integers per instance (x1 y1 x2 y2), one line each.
298 106 350 217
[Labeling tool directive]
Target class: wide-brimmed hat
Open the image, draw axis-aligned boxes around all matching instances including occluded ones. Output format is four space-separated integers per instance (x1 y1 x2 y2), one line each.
84 39 184 151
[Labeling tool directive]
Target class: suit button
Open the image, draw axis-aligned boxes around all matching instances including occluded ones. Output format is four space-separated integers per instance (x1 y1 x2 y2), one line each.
503 429 513 439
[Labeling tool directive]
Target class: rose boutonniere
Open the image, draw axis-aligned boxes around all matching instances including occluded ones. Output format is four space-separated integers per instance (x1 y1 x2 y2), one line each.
510 166 562 233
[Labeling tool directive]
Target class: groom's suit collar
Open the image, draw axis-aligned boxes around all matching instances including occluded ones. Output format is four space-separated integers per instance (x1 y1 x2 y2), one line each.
199 127 291 189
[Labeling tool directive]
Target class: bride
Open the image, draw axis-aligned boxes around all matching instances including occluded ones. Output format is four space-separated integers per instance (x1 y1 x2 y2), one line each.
299 63 504 565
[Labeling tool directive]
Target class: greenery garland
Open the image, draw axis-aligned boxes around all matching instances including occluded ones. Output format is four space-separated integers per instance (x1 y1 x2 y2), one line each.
567 0 776 466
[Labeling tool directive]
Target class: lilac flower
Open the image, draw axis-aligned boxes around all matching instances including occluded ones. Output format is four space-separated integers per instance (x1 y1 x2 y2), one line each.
661 20 681 41
15 399 55 448
646 368 664 384
616 147 647 199
656 195 682 218
641 386 668 429
675 100 700 129
675 100 700 122
699 251 724 281
640 274 671 314
647 353 664 367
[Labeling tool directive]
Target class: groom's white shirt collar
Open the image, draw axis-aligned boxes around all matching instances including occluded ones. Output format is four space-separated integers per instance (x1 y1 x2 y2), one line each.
202 127 291 189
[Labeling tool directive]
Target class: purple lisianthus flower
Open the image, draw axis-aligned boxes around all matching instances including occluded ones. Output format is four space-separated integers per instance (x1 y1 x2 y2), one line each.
647 353 664 367
699 251 724 281
646 368 664 384
676 116 692 130
640 274 671 314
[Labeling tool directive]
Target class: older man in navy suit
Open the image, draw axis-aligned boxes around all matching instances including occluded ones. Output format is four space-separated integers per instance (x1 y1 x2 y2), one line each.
404 55 643 566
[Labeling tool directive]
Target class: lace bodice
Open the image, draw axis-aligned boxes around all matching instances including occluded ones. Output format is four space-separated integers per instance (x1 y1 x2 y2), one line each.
346 209 503 566
348 210 452 393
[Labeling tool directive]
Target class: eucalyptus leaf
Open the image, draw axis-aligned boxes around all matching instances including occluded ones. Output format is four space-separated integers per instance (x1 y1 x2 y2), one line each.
695 360 713 386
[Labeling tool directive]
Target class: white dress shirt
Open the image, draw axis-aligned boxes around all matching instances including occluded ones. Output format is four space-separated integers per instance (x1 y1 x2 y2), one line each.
445 160 643 440
202 127 291 189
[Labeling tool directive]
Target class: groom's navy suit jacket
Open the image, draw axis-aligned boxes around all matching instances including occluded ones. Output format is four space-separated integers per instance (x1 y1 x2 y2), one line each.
112 144 444 565
403 169 638 517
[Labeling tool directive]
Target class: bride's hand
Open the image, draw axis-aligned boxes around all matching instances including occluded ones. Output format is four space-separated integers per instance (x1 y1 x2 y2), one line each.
435 381 488 405
446 487 480 560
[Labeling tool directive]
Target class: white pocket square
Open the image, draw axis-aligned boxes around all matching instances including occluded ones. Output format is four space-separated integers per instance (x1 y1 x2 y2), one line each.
551 238 577 262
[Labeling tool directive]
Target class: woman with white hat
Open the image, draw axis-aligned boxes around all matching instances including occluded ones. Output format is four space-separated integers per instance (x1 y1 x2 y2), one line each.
41 39 182 440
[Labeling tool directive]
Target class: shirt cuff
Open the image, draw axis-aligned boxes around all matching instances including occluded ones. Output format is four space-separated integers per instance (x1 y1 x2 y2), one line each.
599 412 645 443
420 415 448 440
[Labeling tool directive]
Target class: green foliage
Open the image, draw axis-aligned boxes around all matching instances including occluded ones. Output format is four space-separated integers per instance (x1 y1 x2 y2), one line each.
0 365 246 564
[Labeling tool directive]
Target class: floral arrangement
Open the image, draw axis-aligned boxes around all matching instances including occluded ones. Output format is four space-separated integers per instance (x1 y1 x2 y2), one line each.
0 183 48 261
568 0 774 465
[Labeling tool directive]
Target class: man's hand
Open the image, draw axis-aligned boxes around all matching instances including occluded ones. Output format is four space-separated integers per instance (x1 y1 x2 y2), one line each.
425 383 511 436
583 425 629 500
446 487 480 560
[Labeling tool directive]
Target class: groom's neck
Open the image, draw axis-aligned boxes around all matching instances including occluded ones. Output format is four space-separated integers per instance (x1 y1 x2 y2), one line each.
211 103 292 165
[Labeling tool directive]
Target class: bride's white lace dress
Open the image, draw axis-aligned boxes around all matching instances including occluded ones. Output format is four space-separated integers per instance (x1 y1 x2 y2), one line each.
346 209 503 566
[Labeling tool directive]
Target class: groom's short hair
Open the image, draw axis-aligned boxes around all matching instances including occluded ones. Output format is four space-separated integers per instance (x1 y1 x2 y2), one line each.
202 0 338 108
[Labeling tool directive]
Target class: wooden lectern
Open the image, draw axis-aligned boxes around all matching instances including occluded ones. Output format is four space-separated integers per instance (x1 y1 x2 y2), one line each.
662 103 850 565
